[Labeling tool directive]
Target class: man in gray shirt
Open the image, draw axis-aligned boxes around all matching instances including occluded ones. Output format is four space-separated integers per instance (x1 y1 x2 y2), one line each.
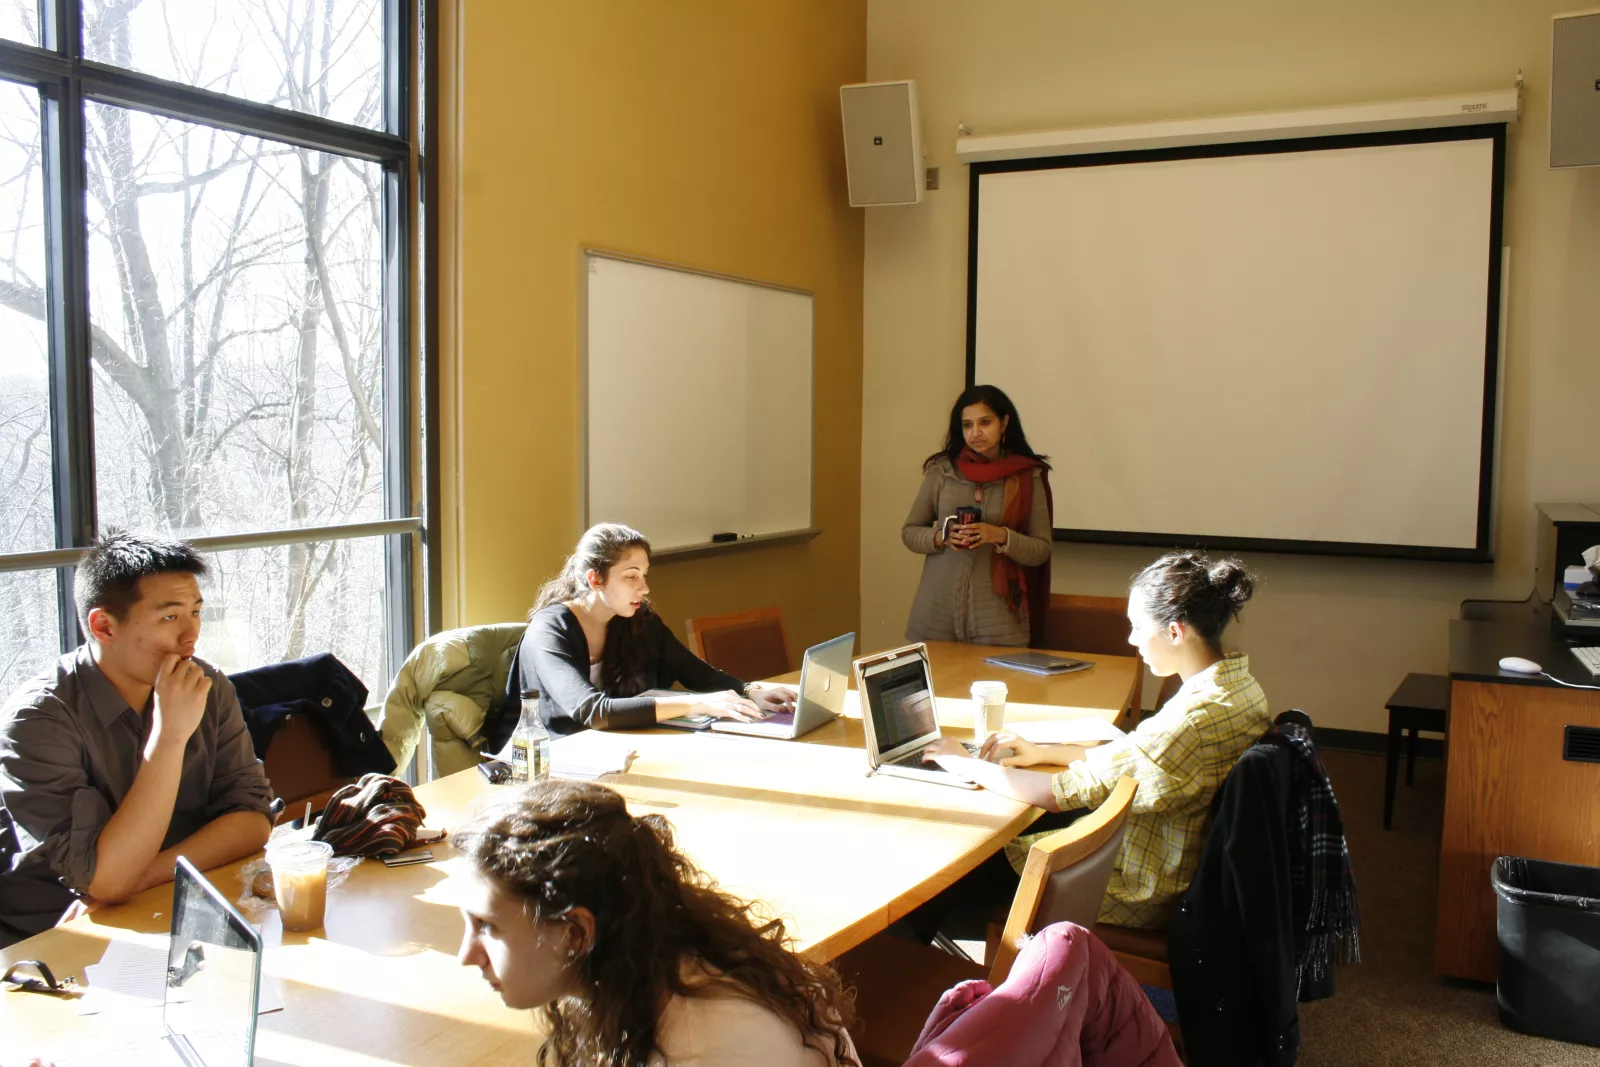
0 532 273 947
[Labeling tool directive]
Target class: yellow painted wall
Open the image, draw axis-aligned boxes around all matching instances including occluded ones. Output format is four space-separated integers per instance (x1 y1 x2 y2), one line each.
862 0 1600 732
439 2 866 655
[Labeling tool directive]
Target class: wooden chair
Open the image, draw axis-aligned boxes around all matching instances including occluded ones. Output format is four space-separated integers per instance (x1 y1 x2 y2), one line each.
1040 593 1183 720
1036 593 1131 656
1093 921 1172 988
262 711 358 823
836 777 1138 1067
1096 710 1326 1056
1152 672 1182 715
684 605 790 681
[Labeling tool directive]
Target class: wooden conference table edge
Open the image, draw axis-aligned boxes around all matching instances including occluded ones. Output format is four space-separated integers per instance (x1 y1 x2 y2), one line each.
0 641 1139 1054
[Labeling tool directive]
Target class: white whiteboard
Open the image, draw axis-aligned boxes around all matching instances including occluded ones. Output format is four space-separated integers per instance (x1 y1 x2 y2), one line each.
584 252 813 551
972 130 1501 559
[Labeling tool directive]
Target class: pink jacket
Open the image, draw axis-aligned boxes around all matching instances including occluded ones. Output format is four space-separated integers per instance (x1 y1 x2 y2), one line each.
904 923 1181 1067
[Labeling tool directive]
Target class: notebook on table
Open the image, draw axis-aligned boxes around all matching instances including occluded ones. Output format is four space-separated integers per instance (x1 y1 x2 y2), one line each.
982 650 1093 677
855 642 978 790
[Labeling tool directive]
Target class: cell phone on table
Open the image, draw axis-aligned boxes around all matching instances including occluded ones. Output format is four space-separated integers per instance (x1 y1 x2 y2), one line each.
382 848 435 867
477 759 511 784
661 714 716 731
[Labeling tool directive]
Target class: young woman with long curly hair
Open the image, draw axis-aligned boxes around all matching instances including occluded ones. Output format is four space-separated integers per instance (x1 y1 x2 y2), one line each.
452 777 859 1066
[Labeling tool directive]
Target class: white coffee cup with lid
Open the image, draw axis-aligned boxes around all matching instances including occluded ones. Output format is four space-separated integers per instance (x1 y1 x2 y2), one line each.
970 680 1007 741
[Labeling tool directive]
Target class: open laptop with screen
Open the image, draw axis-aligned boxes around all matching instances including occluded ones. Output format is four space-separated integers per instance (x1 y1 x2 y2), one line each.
854 643 977 789
61 856 263 1067
711 632 856 739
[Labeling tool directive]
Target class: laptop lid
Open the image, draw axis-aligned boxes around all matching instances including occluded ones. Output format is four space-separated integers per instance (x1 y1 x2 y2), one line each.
790 632 856 734
855 643 942 766
163 856 263 1067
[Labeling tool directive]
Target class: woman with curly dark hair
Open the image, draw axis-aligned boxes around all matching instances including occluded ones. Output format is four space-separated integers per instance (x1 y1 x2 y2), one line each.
452 778 858 1066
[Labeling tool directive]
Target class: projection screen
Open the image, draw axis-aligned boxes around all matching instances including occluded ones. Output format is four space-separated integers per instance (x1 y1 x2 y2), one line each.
968 127 1505 561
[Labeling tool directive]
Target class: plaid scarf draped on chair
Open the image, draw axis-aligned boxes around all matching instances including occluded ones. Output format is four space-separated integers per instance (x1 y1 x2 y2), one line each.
1266 715 1362 998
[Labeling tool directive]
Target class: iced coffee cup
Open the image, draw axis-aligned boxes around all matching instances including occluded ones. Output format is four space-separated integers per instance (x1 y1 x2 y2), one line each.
266 840 334 932
970 680 1008 742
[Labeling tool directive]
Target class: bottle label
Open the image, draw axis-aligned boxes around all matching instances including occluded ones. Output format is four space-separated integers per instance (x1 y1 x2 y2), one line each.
532 738 550 780
511 737 531 782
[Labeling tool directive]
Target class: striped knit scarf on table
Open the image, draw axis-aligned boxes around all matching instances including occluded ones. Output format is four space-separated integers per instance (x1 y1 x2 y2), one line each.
312 773 428 857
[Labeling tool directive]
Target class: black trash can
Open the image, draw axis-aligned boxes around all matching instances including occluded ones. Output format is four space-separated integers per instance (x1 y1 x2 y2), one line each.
1491 856 1600 1047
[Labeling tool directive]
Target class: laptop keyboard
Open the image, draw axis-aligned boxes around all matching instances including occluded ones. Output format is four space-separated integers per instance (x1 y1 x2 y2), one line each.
887 741 979 769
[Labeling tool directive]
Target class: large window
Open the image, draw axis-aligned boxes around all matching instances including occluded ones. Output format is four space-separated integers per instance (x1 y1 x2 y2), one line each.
0 1 422 699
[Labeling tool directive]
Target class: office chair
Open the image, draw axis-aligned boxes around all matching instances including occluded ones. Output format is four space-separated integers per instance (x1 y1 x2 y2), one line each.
685 604 791 681
1036 593 1130 655
263 712 357 823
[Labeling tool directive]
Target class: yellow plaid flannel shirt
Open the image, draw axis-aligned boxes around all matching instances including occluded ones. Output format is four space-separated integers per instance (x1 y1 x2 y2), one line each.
1011 652 1270 929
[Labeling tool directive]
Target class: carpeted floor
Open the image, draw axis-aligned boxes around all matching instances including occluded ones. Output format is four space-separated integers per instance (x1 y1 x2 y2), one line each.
1299 749 1600 1066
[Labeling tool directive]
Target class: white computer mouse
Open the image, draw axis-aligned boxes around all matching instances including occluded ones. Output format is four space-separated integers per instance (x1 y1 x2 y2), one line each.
1498 656 1542 675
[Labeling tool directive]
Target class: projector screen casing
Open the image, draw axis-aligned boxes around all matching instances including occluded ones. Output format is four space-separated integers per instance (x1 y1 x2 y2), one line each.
966 126 1506 563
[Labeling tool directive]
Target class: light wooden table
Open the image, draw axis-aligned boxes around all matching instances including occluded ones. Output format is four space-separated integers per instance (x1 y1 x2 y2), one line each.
1 641 1139 1066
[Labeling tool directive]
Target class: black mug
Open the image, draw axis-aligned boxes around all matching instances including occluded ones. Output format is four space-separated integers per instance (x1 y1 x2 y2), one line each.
955 505 982 525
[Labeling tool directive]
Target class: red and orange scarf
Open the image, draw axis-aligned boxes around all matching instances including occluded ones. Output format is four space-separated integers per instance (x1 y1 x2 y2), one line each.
955 448 1054 645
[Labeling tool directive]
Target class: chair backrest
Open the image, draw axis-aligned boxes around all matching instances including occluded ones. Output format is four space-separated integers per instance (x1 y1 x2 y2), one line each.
1037 594 1130 656
988 775 1138 985
263 712 353 819
380 621 530 781
1153 672 1182 714
685 605 790 681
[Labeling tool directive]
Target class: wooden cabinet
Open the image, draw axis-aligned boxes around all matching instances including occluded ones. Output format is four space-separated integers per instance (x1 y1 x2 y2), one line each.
1435 679 1600 982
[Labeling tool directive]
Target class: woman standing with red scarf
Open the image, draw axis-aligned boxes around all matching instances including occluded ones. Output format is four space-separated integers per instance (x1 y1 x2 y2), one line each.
902 384 1054 646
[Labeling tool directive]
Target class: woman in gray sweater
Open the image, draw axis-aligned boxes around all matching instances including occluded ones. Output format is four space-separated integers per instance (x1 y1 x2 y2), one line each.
902 385 1054 646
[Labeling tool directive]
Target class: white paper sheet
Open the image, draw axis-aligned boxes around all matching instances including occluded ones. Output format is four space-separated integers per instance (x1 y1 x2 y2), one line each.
550 731 638 779
1007 718 1126 746
75 935 282 1017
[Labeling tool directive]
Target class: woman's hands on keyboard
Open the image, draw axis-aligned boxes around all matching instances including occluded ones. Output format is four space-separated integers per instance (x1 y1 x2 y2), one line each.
747 684 797 717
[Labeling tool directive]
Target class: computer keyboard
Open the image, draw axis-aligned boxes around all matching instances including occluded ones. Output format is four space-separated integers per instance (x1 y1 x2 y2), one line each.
891 741 981 769
1573 646 1600 677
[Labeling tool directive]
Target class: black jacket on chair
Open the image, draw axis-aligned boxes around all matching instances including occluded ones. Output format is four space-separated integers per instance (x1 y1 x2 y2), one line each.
229 654 394 778
1167 736 1300 1067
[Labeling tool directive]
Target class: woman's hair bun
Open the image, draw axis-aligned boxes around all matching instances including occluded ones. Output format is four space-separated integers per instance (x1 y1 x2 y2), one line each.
1131 550 1257 646
1207 558 1255 608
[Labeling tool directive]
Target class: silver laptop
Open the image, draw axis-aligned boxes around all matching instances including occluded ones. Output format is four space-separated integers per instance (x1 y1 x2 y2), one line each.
855 642 978 789
711 632 856 739
61 857 262 1066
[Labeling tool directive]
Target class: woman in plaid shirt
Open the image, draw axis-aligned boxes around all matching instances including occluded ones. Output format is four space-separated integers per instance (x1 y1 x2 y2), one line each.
921 550 1269 930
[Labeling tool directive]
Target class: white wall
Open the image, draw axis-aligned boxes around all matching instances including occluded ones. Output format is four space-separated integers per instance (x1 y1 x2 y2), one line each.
862 0 1600 732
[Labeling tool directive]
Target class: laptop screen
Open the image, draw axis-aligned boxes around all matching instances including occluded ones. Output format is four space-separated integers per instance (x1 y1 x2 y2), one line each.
164 857 262 1066
862 653 937 754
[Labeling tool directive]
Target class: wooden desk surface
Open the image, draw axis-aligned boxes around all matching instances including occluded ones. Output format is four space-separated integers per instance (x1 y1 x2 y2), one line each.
777 640 1142 733
2 641 1139 1065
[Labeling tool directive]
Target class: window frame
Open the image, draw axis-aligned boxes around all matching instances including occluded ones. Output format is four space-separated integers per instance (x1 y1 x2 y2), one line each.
0 0 434 687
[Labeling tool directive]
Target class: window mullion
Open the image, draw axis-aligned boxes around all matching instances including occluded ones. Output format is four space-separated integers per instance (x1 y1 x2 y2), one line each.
40 72 94 652
41 0 79 58
419 0 442 638
381 0 417 680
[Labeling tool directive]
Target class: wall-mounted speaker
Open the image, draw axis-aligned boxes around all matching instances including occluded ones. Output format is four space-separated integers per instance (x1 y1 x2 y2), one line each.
1552 9 1600 168
840 80 924 206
